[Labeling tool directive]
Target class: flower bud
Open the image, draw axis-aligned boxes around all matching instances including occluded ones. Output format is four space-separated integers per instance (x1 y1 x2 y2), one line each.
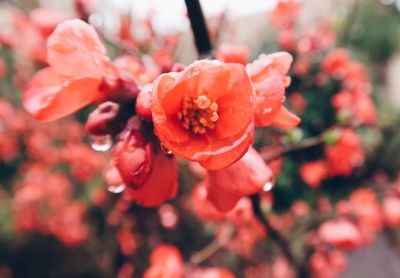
136 85 152 121
114 140 153 189
85 102 125 136
114 116 154 189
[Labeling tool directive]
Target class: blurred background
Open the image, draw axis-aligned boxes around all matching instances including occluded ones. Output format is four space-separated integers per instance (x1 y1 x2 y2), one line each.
1 0 400 277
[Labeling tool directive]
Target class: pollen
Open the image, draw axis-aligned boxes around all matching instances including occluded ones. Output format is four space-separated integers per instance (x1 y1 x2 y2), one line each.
178 95 219 135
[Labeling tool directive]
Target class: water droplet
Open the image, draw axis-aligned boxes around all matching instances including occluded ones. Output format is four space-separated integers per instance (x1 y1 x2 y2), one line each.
263 108 272 114
263 182 273 192
91 135 112 152
107 184 125 194
188 67 200 78
161 144 174 158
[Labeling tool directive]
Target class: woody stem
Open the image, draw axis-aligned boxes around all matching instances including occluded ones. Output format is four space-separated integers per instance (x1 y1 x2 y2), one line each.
262 135 325 162
250 194 308 278
184 0 213 58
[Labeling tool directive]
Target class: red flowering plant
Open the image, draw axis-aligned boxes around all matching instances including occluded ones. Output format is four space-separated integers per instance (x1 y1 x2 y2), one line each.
1 0 400 277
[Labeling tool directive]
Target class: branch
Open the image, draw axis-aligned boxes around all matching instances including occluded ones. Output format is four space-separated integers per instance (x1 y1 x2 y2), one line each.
189 226 234 265
250 194 308 278
184 0 213 58
262 135 324 162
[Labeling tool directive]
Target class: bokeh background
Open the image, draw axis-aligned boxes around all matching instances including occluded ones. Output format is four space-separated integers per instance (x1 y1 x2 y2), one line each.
1 0 400 277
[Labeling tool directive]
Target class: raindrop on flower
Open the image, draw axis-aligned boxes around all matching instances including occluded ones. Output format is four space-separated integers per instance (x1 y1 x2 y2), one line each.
91 135 112 152
263 182 273 192
107 184 125 194
161 144 174 158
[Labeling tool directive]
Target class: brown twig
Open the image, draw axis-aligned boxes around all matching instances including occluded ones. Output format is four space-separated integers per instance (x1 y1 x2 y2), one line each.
250 194 308 278
189 226 234 265
262 135 325 162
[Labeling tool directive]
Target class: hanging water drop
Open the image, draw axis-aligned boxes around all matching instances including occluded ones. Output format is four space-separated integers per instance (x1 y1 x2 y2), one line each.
161 144 174 158
107 184 125 194
91 135 112 152
263 182 273 192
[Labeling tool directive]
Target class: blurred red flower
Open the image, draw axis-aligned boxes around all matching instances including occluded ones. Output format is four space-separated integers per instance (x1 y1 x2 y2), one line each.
206 148 273 212
300 160 328 188
325 128 364 177
144 244 183 278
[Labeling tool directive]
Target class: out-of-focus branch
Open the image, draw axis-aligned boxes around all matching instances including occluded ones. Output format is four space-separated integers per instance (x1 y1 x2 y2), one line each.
189 226 234 265
184 0 212 58
262 135 325 162
251 194 308 278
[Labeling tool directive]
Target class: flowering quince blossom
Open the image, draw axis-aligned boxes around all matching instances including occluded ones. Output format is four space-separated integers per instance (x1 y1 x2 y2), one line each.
318 218 364 250
23 19 116 121
143 244 183 278
325 128 364 177
299 160 328 188
383 195 400 228
151 59 256 170
20 19 301 214
144 244 235 278
246 52 301 128
206 147 273 212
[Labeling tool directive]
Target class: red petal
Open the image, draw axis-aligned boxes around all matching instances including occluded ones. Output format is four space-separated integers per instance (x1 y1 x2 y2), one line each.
207 147 273 195
271 106 301 129
126 151 178 207
23 67 102 121
206 181 241 213
199 126 253 170
47 19 114 79
253 72 286 126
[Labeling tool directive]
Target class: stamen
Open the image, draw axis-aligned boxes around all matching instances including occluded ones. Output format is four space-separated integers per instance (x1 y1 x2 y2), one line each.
178 95 219 135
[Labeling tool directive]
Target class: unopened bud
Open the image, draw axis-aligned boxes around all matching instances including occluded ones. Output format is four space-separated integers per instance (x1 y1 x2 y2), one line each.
85 102 125 136
114 138 153 189
136 85 152 121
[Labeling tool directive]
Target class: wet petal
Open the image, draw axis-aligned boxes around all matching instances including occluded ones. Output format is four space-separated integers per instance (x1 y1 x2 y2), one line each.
126 151 178 207
206 181 241 213
47 19 114 79
207 147 273 195
271 106 301 129
200 128 253 170
23 67 102 121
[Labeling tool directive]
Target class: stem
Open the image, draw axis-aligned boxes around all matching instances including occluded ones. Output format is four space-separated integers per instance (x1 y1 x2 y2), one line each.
184 0 212 58
189 226 234 265
262 136 324 162
250 194 308 278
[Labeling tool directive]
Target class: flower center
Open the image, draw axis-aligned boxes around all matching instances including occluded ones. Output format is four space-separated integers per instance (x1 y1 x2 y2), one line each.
178 95 219 135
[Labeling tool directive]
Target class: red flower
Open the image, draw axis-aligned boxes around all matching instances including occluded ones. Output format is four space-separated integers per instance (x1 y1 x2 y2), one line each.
216 43 250 65
325 128 364 177
331 90 376 125
23 19 115 121
246 52 300 128
383 196 400 228
269 0 301 29
206 147 273 212
318 219 363 250
151 60 255 170
144 244 183 278
188 268 235 278
309 250 347 278
322 49 349 76
108 149 178 207
299 160 328 188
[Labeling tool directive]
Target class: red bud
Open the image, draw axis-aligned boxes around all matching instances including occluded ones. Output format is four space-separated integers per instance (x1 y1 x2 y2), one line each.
85 102 125 136
136 85 152 121
114 140 153 189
